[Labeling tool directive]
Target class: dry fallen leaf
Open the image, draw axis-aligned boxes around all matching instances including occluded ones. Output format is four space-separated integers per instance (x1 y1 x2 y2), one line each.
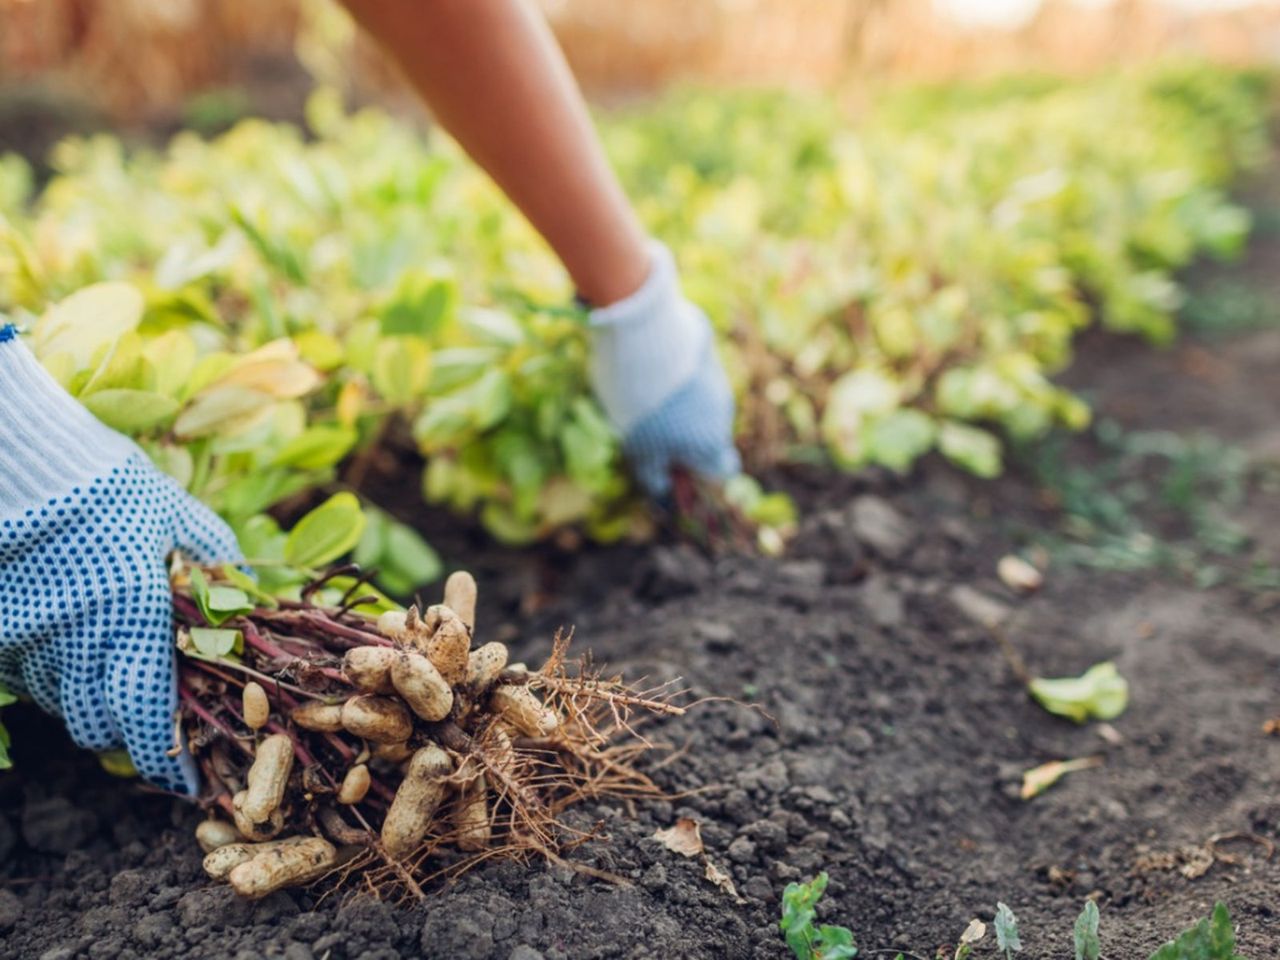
998 555 1043 593
960 918 987 945
704 860 744 902
1262 716 1280 736
1020 756 1104 800
653 818 704 858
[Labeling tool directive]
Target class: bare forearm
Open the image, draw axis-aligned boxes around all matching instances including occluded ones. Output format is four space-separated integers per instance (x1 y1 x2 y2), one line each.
342 0 649 305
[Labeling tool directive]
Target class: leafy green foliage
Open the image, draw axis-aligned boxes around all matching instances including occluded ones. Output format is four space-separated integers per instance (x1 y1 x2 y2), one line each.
1074 900 1101 960
0 65 1267 567
780 873 858 960
994 903 1022 957
1029 661 1129 723
1148 903 1243 960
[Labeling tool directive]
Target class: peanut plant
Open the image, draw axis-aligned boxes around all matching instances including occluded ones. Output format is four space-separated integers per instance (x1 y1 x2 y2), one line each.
0 65 1268 565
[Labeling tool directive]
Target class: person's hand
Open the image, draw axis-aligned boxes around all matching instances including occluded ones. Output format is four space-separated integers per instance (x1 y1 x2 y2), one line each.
0 325 241 795
587 241 741 497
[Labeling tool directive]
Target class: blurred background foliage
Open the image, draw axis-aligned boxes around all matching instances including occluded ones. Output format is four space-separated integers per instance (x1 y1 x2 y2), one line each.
0 0 1276 581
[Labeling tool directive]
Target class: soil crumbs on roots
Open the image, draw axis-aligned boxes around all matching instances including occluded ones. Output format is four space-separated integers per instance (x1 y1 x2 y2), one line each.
5 198 1280 960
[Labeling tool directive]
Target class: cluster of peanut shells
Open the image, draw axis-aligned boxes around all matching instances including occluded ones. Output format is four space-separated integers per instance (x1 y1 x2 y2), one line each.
193 571 561 899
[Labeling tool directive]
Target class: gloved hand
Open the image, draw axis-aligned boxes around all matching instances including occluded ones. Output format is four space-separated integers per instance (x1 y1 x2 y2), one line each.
587 240 741 497
0 324 241 794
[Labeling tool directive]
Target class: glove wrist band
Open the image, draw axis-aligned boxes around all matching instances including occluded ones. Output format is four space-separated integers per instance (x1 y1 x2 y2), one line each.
586 239 708 435
0 330 137 514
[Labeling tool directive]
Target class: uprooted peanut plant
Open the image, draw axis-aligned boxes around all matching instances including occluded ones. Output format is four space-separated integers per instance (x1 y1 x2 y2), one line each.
174 566 686 900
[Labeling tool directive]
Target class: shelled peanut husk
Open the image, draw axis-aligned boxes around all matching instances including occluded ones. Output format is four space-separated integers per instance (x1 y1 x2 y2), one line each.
172 566 687 900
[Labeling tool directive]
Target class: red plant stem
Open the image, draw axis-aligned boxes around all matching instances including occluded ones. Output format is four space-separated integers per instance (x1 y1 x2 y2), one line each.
261 611 393 648
241 621 297 662
172 593 202 622
179 687 253 757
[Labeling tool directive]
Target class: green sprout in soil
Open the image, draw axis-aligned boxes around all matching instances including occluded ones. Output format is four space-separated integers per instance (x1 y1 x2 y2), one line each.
780 873 858 960
1019 421 1270 590
780 876 1247 960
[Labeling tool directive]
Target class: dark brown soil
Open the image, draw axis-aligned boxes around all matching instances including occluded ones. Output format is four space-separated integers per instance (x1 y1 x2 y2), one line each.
3 171 1279 960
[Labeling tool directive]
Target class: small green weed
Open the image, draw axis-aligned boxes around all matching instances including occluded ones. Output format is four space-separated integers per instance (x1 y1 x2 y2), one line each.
1181 279 1280 339
780 873 859 960
779 875 1246 960
1019 420 1273 589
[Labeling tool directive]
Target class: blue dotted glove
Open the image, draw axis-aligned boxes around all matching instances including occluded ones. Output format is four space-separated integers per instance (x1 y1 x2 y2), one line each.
588 241 741 497
0 325 241 795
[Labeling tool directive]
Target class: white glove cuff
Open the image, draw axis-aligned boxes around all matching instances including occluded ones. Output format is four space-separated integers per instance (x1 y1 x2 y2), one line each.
0 331 137 515
587 240 707 435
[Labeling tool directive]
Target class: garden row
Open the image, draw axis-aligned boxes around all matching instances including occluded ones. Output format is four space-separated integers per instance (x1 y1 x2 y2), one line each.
0 64 1270 577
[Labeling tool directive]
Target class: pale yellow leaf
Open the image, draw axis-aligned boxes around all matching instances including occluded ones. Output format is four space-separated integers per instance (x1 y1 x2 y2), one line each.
704 859 744 902
1020 756 1103 800
174 384 274 438
652 818 704 858
32 282 144 370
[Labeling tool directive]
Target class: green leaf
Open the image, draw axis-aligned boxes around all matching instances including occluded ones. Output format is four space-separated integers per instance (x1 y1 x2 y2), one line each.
188 627 243 659
98 750 138 779
283 492 367 568
1147 903 1242 960
779 872 855 960
188 567 254 626
780 872 828 960
1030 661 1129 724
1074 900 1101 960
0 721 11 770
272 425 358 469
380 276 456 338
383 519 443 590
994 902 1021 955
865 409 936 473
814 925 858 960
220 564 277 607
372 337 432 405
81 389 180 433
0 684 17 709
32 282 144 370
188 567 212 620
939 421 1003 478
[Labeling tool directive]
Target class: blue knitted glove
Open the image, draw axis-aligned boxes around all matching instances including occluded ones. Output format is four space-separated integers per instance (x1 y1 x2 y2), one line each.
588 241 741 497
0 324 241 795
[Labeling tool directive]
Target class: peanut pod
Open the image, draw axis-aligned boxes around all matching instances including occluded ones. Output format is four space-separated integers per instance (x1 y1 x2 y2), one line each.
241 733 294 823
242 681 270 731
203 836 311 881
290 700 345 732
376 610 408 640
228 837 337 899
337 764 371 805
442 570 477 633
491 684 560 737
391 651 454 722
452 771 490 852
343 646 399 695
382 745 453 858
342 695 413 743
232 790 285 842
195 819 243 854
466 641 508 690
425 605 470 686
372 740 414 763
